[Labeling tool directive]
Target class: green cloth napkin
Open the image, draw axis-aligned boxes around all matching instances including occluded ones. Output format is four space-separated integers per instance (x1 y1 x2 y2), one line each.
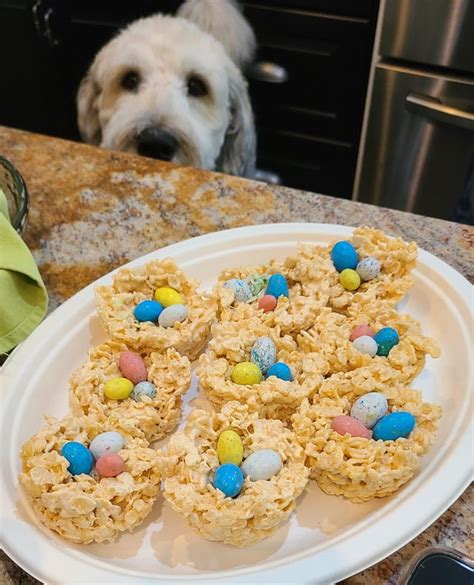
0 189 48 353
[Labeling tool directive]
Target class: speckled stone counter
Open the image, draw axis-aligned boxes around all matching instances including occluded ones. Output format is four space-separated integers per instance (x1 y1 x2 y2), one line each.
1 126 472 585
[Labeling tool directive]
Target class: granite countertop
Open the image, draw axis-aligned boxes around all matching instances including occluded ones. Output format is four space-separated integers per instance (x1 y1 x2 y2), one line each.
0 126 472 584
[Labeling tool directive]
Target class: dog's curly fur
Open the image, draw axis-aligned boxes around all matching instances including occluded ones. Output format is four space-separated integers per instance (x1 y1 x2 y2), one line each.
77 2 256 177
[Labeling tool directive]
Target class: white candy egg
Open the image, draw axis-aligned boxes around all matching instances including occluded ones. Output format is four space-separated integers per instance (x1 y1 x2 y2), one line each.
158 304 188 328
351 392 388 429
132 381 156 401
250 336 277 373
356 257 381 281
223 278 253 303
241 449 283 481
89 431 125 460
352 335 378 357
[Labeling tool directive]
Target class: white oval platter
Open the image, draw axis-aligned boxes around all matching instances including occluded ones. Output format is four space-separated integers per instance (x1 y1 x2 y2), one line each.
1 223 473 584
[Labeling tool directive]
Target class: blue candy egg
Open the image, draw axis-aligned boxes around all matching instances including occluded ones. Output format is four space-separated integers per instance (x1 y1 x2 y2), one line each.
331 241 359 272
251 336 277 374
60 441 94 475
265 274 289 298
212 463 244 497
266 361 293 381
373 411 416 441
374 327 399 356
134 300 163 323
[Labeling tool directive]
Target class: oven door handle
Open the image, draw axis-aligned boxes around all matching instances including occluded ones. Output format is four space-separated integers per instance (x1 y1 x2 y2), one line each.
405 92 474 131
247 62 288 84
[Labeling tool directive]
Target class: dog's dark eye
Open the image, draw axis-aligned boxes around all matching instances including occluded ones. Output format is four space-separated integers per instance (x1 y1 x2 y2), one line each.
121 70 141 92
187 75 208 98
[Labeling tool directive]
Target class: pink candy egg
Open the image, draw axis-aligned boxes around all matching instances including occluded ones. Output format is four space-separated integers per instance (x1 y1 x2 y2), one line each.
331 415 372 439
258 294 277 313
118 351 147 384
95 453 125 478
350 324 374 341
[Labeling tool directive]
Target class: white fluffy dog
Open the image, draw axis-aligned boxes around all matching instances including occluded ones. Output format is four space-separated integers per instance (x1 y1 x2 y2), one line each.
77 0 256 177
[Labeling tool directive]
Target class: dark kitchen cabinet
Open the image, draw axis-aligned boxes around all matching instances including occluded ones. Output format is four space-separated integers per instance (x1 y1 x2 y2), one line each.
0 0 379 198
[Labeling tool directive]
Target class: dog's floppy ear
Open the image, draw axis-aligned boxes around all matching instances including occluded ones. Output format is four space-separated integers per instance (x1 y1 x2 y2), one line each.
77 66 102 145
219 71 256 178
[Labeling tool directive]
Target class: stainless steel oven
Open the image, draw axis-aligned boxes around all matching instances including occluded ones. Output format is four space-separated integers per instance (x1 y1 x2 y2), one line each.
355 0 474 221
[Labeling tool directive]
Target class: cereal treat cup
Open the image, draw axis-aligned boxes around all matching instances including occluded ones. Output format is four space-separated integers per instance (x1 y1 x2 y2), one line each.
215 261 327 336
160 402 309 546
199 317 325 420
70 341 191 442
19 415 161 544
95 259 216 361
291 367 442 502
297 302 440 384
283 227 417 314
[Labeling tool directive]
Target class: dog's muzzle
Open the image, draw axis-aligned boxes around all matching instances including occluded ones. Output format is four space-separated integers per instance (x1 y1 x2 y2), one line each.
136 127 178 161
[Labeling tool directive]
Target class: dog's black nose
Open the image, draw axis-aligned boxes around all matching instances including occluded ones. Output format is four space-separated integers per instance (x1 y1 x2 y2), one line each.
136 128 178 161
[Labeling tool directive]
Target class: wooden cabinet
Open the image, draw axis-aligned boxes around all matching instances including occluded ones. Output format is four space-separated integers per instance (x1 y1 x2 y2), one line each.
0 0 379 197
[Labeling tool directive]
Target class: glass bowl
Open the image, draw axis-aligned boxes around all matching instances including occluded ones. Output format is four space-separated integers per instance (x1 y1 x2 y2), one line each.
0 156 29 234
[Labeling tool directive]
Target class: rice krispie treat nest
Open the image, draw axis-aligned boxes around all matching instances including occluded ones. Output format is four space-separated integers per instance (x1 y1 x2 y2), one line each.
297 302 440 384
95 259 216 361
291 366 442 502
215 261 327 336
160 402 309 546
199 317 326 420
70 341 191 442
214 227 417 335
19 415 161 544
283 227 417 315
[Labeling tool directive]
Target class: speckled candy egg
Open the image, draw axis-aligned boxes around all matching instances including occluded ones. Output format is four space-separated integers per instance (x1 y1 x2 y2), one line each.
223 278 253 303
118 351 147 384
104 377 134 400
217 430 243 466
373 411 416 441
154 286 183 307
251 336 277 374
231 362 262 385
241 449 283 481
265 274 289 298
158 304 188 328
352 335 378 357
265 361 293 381
95 453 125 478
331 241 359 272
132 381 156 401
350 324 374 341
331 415 372 439
374 327 399 356
60 441 94 476
89 431 125 460
212 463 244 497
339 268 361 291
133 300 163 323
356 257 381 281
350 392 388 429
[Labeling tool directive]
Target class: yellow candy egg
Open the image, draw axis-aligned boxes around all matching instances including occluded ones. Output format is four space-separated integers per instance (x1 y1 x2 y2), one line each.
217 430 243 465
154 287 183 307
104 377 134 400
231 362 263 385
339 269 361 291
